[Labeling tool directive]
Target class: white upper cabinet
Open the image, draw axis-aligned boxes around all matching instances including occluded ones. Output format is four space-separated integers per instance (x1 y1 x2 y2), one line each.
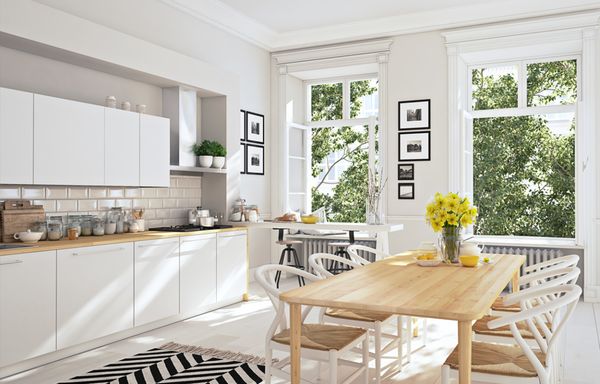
34 94 105 186
105 108 140 186
216 231 248 303
140 114 170 187
0 88 34 184
0 251 56 367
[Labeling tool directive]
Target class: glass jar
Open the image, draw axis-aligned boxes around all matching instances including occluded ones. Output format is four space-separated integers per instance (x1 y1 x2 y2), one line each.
67 215 82 238
109 207 124 234
47 216 63 241
92 218 105 236
80 215 94 236
32 221 48 241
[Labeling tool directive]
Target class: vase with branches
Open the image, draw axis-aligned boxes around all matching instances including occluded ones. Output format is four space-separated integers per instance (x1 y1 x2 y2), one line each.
366 166 387 225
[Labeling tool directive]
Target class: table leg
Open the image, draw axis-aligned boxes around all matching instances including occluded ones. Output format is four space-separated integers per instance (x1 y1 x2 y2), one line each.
290 303 301 384
376 232 390 257
457 320 472 384
512 270 520 293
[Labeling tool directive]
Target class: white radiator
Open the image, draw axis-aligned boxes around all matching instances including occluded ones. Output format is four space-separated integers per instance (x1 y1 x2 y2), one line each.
295 238 377 267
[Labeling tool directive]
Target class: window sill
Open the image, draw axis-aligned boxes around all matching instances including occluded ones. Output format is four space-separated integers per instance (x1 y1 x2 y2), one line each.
473 235 582 250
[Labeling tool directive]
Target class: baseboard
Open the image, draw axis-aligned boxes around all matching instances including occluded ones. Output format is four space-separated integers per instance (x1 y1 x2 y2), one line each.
584 285 600 302
0 298 243 379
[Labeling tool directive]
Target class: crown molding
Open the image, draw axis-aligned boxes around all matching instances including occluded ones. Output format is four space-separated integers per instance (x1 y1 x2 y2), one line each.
161 0 600 51
272 39 392 65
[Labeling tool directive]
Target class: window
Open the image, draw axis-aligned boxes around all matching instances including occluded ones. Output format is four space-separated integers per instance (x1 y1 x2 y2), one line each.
304 77 378 222
469 59 577 238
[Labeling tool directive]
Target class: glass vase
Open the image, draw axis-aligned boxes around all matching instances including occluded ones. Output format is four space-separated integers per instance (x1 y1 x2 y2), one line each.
440 226 461 264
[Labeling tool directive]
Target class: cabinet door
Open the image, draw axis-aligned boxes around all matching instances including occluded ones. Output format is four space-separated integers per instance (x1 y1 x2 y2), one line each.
134 238 179 326
216 231 248 303
180 234 217 315
0 88 34 184
0 251 56 367
139 114 170 187
57 243 134 349
105 108 140 186
34 94 105 185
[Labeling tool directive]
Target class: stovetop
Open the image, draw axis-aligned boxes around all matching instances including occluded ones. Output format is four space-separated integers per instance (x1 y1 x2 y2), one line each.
149 224 233 232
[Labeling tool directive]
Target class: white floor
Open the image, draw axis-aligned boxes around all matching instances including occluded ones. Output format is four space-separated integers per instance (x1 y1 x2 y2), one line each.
1 279 599 384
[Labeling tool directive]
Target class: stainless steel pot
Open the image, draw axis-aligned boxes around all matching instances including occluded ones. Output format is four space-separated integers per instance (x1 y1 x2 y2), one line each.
199 216 214 227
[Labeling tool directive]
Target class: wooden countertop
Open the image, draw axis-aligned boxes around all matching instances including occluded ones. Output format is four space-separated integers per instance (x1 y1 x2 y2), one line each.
0 227 247 257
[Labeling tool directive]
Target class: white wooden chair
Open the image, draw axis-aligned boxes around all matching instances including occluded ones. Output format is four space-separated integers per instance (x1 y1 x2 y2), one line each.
309 253 408 383
255 264 369 384
491 255 579 314
441 283 582 384
347 244 428 356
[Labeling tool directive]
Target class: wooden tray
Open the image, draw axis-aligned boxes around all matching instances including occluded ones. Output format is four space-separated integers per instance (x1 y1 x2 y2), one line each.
0 203 45 243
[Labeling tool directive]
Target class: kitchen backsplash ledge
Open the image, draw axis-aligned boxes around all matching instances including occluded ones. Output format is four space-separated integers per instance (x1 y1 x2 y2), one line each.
0 176 201 228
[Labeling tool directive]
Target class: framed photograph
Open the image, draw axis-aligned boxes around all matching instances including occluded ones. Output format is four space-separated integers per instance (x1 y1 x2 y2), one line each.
398 183 415 200
240 143 246 174
246 144 264 175
398 131 431 161
246 111 264 144
240 110 246 141
399 99 430 130
398 163 414 180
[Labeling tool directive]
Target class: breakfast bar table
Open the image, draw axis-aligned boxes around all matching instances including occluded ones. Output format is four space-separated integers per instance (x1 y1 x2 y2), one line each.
280 253 525 384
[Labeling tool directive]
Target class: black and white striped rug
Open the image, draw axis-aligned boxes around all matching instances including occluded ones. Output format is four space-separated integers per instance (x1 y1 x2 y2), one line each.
59 343 266 384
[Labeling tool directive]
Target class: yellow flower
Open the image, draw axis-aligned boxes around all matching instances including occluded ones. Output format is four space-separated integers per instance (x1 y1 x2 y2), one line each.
470 207 478 217
425 202 436 217
457 198 470 214
434 193 445 209
460 214 472 227
446 213 459 226
445 198 459 212
431 219 442 232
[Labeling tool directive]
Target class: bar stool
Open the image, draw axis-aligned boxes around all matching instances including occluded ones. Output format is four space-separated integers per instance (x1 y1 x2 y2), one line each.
328 242 353 274
274 239 305 288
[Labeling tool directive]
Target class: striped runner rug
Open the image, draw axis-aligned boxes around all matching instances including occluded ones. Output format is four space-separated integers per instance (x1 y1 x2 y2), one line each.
58 343 266 384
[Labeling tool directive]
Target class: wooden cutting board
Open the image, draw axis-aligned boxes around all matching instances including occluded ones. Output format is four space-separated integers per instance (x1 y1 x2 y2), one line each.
0 200 45 243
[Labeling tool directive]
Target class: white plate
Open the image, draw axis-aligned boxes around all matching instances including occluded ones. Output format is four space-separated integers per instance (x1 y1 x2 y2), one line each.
414 257 442 267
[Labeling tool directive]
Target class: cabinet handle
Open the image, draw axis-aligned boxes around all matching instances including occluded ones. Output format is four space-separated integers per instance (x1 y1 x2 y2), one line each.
182 238 213 244
72 247 126 256
137 242 177 248
0 259 23 266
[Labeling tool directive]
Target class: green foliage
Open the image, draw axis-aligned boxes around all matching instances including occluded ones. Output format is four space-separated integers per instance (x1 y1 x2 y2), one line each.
472 61 576 238
310 80 377 222
192 140 226 157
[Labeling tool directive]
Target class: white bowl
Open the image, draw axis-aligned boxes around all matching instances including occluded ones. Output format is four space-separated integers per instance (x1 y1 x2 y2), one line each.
13 230 43 243
414 257 442 267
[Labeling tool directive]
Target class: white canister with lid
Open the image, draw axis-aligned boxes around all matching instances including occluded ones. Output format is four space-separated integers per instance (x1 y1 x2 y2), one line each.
460 242 483 257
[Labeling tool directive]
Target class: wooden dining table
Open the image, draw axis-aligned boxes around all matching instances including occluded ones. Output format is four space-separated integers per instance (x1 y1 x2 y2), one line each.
279 253 525 384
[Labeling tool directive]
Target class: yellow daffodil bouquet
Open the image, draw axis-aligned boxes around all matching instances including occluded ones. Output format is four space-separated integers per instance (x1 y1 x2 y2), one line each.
425 192 478 263
426 192 477 232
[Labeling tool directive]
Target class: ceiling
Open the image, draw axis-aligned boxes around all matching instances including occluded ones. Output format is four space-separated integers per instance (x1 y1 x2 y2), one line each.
34 0 600 50
218 0 502 33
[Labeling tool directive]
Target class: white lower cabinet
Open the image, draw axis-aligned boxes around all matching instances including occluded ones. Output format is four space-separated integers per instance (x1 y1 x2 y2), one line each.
134 238 179 326
216 231 248 303
0 251 56 367
57 244 134 350
180 234 217 315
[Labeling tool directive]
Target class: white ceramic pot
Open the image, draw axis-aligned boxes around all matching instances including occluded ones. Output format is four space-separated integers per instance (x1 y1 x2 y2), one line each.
212 156 225 169
13 229 43 243
197 155 213 168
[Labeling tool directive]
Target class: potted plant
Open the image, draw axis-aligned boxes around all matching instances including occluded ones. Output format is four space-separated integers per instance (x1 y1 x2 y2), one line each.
192 140 213 168
209 141 227 169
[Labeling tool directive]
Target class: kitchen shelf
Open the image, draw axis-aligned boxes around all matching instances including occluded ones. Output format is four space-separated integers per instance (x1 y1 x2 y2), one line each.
169 165 227 174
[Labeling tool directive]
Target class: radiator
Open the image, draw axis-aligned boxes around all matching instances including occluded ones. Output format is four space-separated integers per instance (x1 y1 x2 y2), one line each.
296 238 377 267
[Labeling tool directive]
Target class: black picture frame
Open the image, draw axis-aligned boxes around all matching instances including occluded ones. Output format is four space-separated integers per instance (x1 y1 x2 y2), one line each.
246 111 265 144
398 183 415 200
398 131 431 161
245 143 264 175
398 99 431 131
240 143 246 174
398 163 414 180
240 110 246 142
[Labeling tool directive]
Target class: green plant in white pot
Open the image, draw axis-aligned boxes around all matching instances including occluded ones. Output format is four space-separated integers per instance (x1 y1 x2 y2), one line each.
210 141 227 169
192 140 213 168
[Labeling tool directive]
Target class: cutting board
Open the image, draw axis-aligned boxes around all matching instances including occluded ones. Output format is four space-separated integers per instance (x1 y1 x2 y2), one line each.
0 200 45 243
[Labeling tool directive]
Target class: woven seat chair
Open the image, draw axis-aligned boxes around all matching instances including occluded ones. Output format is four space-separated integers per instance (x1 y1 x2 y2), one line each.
255 264 369 384
442 283 582 384
310 253 409 383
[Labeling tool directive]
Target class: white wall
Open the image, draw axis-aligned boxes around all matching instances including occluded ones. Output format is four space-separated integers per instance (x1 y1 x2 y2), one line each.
386 32 449 253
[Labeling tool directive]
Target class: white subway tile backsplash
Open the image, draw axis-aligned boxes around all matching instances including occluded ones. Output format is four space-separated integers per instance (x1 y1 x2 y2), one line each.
108 188 124 198
125 188 141 198
78 200 97 211
45 187 67 199
169 188 185 198
97 199 116 210
184 188 202 198
115 199 133 209
163 199 178 208
89 187 107 198
155 188 170 198
132 199 148 208
146 219 163 228
144 209 156 219
68 187 88 199
170 177 178 188
148 199 163 209
56 200 78 212
21 187 45 199
34 200 56 212
0 187 21 199
141 188 156 198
